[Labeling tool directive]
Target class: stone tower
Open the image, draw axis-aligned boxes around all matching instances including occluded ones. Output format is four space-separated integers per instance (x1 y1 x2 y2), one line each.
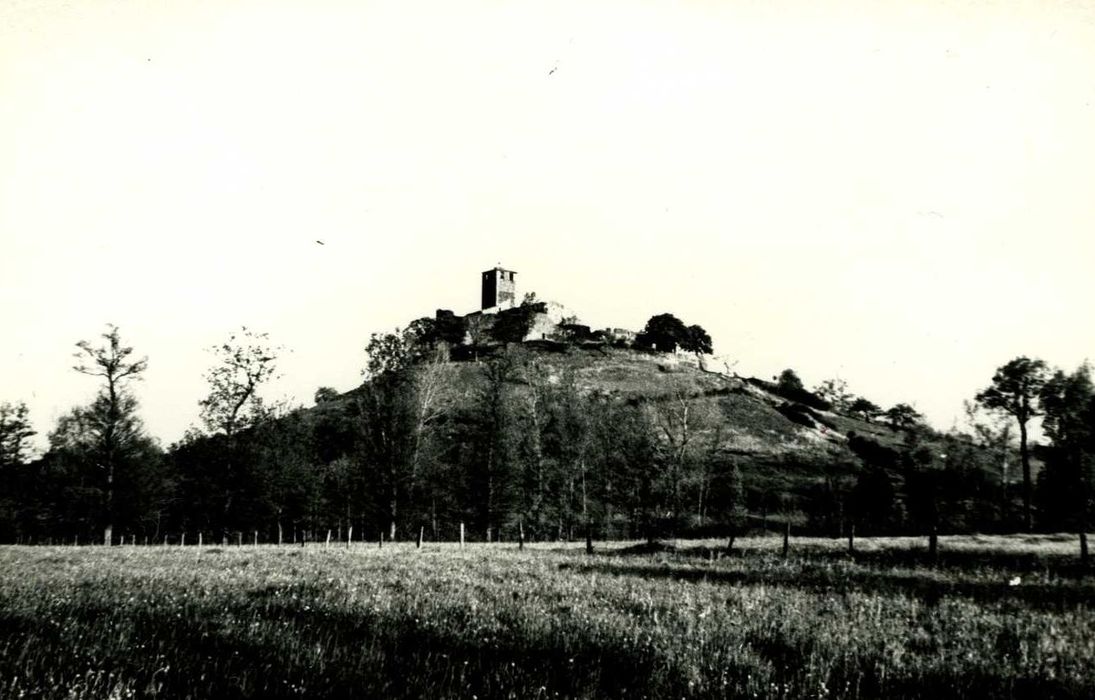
481 265 516 310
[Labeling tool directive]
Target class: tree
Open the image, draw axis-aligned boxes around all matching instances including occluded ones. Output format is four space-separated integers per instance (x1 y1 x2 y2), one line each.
680 325 713 356
777 369 805 393
636 313 688 353
963 399 1014 526
975 356 1048 531
0 401 36 541
0 402 35 470
73 325 148 544
314 387 340 405
200 328 282 438
469 348 523 541
360 331 451 540
883 403 923 432
815 379 853 412
1038 364 1095 559
199 328 282 537
847 397 882 423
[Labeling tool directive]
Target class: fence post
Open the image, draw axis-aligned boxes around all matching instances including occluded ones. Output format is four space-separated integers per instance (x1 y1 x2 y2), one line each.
278 522 284 546
460 522 465 549
347 526 353 548
198 532 202 548
585 525 593 555
782 521 790 558
237 532 242 547
181 533 186 547
928 526 938 564
725 534 735 556
378 531 383 549
518 519 525 551
417 526 423 549
848 523 855 554
326 529 331 547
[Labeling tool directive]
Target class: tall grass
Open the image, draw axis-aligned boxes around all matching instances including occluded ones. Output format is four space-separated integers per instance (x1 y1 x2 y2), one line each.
0 536 1092 698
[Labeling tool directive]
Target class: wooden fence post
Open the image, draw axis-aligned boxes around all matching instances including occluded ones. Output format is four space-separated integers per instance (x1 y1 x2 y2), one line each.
253 530 258 546
460 522 465 549
518 519 525 551
848 523 855 554
237 532 242 547
782 521 790 558
347 526 353 548
326 529 331 547
181 533 186 547
198 532 202 548
378 531 383 549
417 526 423 549
928 526 938 564
278 522 284 546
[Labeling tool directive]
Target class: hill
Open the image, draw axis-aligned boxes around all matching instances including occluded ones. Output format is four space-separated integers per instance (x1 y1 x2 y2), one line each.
314 343 1007 541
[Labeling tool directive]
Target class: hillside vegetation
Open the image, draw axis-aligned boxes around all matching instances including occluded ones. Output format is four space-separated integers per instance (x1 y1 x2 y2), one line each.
1 330 1019 548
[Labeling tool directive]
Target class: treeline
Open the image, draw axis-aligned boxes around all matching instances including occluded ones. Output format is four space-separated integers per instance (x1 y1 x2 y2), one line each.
0 324 1092 548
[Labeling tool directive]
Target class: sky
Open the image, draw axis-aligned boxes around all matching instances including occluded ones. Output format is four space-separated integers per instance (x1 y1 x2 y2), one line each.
2 0 1094 451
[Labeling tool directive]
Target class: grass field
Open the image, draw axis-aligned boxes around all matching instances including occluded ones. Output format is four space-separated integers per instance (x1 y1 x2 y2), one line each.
1 535 1093 698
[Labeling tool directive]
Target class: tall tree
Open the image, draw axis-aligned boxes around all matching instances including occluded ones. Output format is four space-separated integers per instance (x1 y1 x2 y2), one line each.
360 330 451 540
1038 364 1095 560
0 402 36 540
975 356 1048 531
199 327 282 536
73 325 148 544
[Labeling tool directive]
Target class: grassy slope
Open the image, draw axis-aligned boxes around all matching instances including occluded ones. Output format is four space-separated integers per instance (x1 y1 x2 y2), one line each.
426 347 943 501
333 347 981 523
1 539 1093 698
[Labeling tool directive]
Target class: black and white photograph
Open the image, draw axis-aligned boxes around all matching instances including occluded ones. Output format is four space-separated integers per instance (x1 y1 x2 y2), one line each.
2 0 1094 697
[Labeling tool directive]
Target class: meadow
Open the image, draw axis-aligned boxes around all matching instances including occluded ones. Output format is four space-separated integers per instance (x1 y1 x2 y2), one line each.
1 535 1093 699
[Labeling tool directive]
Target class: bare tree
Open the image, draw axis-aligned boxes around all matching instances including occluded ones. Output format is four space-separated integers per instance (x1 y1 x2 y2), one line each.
654 387 717 539
200 327 282 439
199 327 282 538
73 325 148 544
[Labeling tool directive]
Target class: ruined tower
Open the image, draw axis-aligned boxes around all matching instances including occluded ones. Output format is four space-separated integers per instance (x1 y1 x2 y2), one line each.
481 266 516 310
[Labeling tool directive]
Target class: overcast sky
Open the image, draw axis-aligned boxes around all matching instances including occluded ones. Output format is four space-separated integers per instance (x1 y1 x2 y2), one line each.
2 0 1094 449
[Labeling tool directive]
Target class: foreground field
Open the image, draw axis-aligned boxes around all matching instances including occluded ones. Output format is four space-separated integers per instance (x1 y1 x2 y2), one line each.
1 536 1093 698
